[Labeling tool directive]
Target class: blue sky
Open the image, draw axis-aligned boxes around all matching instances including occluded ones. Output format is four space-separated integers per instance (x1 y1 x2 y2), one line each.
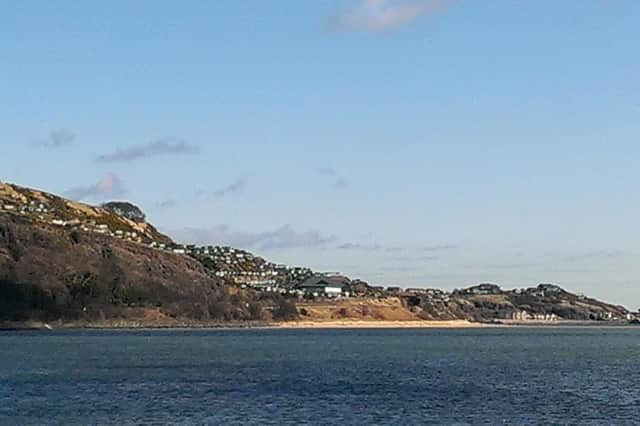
2 0 639 306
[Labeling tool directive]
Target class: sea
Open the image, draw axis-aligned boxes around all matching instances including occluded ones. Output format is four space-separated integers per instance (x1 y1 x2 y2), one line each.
1 327 639 425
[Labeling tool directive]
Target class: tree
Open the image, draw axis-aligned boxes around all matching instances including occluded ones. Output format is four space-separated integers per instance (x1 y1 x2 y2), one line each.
272 298 298 321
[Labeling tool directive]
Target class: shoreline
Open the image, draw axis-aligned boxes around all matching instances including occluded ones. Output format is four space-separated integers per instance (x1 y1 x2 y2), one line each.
273 320 482 329
0 319 481 330
1 319 637 331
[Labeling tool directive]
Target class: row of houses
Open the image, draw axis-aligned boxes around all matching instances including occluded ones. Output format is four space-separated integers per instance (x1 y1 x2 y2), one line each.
0 188 362 299
51 220 144 243
510 310 640 322
511 311 559 321
1 187 52 215
230 274 354 299
2 201 328 293
161 243 314 288
1 201 48 215
0 192 147 244
0 187 418 300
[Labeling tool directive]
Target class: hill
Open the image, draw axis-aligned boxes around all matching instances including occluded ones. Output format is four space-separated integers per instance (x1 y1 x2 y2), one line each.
0 181 295 326
0 180 634 327
401 283 629 322
0 181 170 245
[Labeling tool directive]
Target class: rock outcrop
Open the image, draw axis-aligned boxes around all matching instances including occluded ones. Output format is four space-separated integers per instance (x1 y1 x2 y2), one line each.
101 201 147 223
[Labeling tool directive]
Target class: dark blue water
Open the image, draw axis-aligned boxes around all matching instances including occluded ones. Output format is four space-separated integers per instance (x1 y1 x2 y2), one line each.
1 328 639 425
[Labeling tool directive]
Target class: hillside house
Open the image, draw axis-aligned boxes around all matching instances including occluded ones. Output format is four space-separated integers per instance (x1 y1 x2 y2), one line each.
458 283 503 296
297 275 347 298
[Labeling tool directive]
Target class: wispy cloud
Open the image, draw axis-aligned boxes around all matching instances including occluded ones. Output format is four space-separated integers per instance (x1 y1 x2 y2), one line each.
481 261 549 271
64 173 125 201
339 242 455 253
318 167 337 177
418 255 439 261
386 247 405 253
318 167 351 190
562 250 624 263
170 224 337 251
378 265 414 272
327 0 453 33
418 244 457 252
96 137 199 163
478 249 625 272
337 242 362 250
33 129 76 148
337 242 383 250
213 178 247 198
389 255 439 262
333 178 350 190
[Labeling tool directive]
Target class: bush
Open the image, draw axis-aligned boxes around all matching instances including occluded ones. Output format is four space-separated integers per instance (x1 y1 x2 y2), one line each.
272 298 298 321
248 303 265 321
0 280 59 321
65 272 100 304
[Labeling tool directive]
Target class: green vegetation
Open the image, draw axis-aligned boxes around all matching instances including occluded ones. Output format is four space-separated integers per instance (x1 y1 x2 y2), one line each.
0 280 60 321
65 272 99 302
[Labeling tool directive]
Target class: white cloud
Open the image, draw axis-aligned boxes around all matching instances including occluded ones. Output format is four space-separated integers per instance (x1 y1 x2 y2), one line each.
64 173 125 201
327 0 452 33
334 178 350 190
96 137 199 163
337 242 383 250
170 224 336 251
213 179 247 198
317 167 337 177
33 129 76 148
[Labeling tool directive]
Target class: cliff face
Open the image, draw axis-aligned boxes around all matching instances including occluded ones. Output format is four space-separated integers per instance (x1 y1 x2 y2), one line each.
0 215 289 325
101 201 147 223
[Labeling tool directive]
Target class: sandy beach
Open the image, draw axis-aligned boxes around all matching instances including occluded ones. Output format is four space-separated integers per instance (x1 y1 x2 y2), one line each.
274 319 483 329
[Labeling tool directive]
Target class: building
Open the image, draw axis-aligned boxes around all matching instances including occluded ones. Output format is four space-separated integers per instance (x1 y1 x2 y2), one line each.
296 275 347 298
457 283 502 296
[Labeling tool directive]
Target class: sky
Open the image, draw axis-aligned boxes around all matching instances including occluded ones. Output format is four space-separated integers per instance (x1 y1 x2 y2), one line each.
1 0 639 306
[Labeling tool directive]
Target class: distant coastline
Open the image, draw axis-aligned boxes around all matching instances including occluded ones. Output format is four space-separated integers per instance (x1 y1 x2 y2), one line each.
2 181 638 329
3 318 638 331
